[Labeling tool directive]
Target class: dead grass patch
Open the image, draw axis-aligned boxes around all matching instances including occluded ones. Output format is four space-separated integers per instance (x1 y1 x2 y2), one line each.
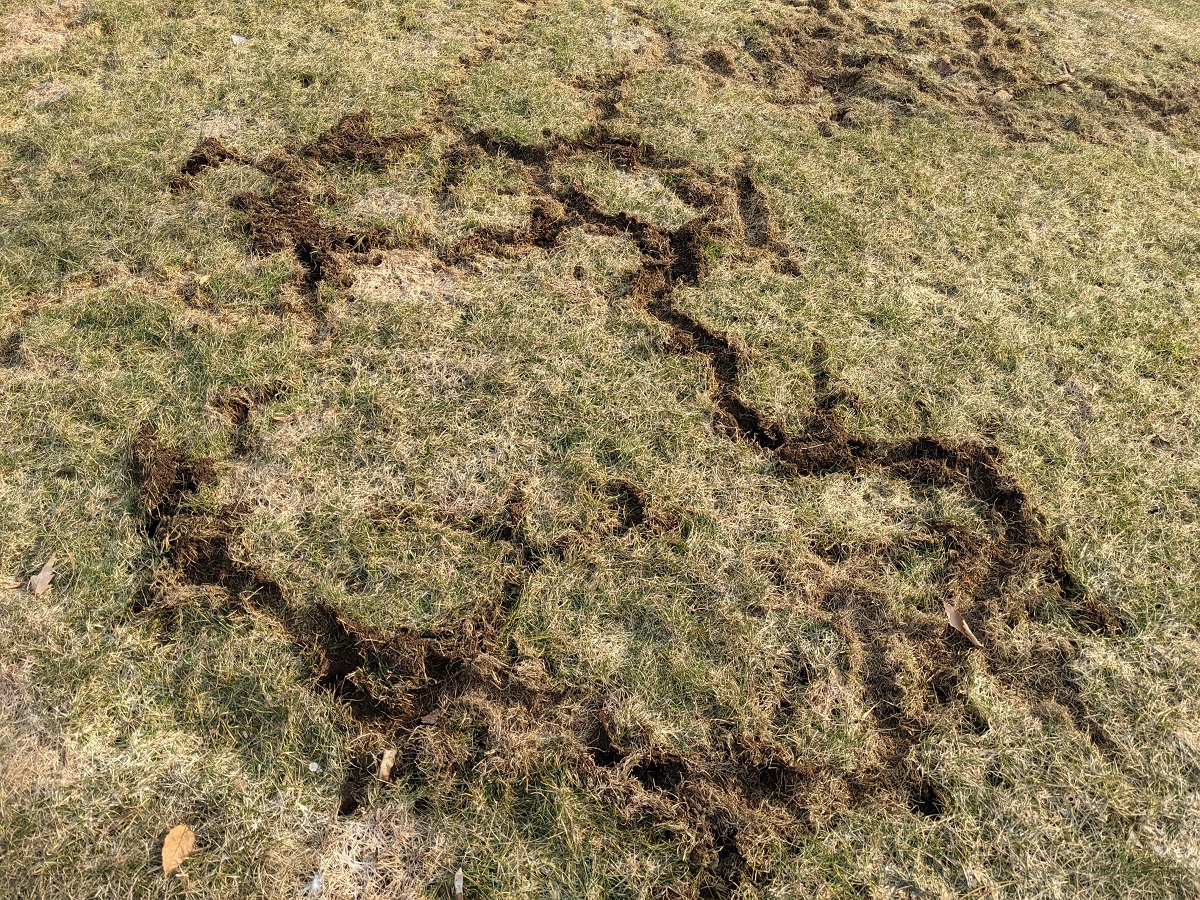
0 0 83 67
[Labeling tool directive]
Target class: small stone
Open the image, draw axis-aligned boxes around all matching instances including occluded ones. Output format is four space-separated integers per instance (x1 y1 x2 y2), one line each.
378 748 397 782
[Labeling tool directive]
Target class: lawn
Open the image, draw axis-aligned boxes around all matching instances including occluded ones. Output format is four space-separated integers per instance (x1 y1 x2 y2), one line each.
2 0 1199 897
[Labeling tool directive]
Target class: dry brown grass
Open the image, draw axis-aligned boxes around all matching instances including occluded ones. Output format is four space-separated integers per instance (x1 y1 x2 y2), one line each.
0 0 84 67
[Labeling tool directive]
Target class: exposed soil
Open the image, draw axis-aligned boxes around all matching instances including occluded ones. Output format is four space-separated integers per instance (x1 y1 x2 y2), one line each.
735 169 773 249
169 138 248 189
604 479 681 535
0 330 25 367
209 383 284 455
128 425 216 540
299 111 425 168
173 113 427 324
606 479 648 531
157 32 1132 898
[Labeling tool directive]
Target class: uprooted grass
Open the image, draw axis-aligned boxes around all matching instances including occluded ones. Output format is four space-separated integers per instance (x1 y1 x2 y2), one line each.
3 0 1200 897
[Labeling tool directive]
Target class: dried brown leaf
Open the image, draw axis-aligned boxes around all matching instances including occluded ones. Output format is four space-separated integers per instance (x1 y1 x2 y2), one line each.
944 601 984 649
162 823 196 876
2 577 22 590
28 553 56 595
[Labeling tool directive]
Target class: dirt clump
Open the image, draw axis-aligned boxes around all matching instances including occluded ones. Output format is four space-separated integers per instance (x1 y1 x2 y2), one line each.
169 138 248 189
209 383 284 455
606 479 649 531
0 331 26 367
300 111 425 167
231 178 370 305
735 170 774 248
702 48 737 77
604 479 680 534
128 425 216 539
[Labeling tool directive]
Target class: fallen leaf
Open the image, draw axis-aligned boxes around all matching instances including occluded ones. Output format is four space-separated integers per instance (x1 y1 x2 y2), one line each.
162 824 196 876
419 712 440 725
455 868 465 900
28 553 56 595
944 601 984 649
2 577 22 590
378 748 397 782
934 54 957 76
991 88 1013 104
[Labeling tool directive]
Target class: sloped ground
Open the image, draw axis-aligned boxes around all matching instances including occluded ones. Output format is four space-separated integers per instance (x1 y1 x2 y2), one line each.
2 0 1199 897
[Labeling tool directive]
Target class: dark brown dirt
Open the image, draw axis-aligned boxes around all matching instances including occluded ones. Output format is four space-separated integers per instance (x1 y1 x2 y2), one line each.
373 107 1122 891
129 425 559 812
300 111 425 167
230 176 374 310
604 479 682 535
702 48 738 78
210 383 284 455
170 138 248 189
128 425 216 539
606 479 648 531
173 114 424 321
0 330 24 367
735 170 804 274
735 169 773 248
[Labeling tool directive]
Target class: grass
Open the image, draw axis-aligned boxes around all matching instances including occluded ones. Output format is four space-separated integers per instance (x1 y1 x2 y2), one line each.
2 0 1200 897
